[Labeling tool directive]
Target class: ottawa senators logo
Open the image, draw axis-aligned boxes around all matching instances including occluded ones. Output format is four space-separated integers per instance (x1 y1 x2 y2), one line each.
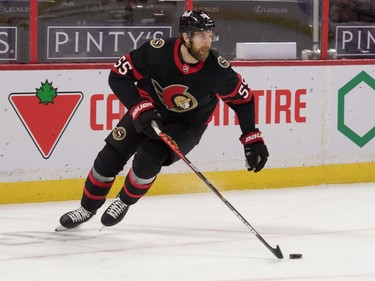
151 79 198 112
150 38 165 48
218 56 230 68
112 126 126 140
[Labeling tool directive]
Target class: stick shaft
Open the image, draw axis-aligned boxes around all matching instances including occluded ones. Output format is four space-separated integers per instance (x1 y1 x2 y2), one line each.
151 121 283 259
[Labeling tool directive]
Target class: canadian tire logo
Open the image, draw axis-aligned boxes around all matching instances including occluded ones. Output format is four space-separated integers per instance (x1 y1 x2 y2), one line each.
9 80 83 159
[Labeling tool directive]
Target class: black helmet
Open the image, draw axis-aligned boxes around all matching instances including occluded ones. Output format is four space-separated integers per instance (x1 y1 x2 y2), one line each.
178 10 216 35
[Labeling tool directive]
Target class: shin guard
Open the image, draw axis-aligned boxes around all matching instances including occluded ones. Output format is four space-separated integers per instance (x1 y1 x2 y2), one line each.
81 169 114 211
119 169 155 205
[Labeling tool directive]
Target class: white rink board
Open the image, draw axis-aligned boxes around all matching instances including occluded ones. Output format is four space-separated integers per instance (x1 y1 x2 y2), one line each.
1 65 375 182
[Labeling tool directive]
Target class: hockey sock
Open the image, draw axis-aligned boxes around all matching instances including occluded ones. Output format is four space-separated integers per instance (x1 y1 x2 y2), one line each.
81 168 114 211
119 168 155 205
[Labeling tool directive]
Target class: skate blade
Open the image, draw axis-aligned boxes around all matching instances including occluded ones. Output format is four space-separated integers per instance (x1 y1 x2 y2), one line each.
55 225 68 232
55 224 81 232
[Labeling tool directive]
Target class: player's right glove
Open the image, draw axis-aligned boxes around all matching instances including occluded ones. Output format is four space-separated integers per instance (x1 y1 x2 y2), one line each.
240 130 269 173
130 100 162 139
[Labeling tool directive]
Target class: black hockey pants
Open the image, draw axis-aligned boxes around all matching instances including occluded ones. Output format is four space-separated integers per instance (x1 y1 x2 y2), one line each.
81 112 207 210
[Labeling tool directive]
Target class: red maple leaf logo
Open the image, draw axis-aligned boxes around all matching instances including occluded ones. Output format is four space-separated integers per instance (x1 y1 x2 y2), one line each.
9 80 83 159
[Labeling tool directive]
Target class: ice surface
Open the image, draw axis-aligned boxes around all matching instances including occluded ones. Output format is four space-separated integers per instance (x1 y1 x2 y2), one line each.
0 182 374 281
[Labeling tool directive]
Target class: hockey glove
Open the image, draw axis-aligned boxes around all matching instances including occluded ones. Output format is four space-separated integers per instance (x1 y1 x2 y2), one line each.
130 100 162 139
240 130 269 173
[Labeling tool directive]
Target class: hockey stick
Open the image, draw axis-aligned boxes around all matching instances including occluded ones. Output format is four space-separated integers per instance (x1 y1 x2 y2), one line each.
151 121 283 259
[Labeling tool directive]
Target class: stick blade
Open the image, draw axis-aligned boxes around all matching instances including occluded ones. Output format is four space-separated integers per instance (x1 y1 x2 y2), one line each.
273 245 284 259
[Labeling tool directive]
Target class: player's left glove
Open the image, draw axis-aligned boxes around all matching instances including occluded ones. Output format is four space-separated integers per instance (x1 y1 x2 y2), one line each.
240 130 269 173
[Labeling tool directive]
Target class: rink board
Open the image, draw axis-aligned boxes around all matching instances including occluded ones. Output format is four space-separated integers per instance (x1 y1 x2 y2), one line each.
1 63 375 203
1 162 375 204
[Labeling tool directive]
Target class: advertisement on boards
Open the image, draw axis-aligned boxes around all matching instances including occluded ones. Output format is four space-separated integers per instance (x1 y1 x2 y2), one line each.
1 65 374 183
1 70 110 182
0 27 17 61
335 25 375 57
329 66 375 162
46 26 172 61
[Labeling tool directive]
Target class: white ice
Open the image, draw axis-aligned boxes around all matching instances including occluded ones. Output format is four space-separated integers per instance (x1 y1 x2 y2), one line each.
0 182 374 281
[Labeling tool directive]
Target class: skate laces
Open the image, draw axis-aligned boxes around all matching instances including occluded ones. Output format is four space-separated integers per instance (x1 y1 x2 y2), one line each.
67 207 92 223
106 198 127 219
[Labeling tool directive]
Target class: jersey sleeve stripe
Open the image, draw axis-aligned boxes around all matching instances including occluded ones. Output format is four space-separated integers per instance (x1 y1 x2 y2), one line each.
126 53 143 81
219 73 242 100
219 73 252 104
138 87 154 102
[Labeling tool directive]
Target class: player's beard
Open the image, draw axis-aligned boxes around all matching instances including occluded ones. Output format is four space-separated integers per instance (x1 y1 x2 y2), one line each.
189 43 210 62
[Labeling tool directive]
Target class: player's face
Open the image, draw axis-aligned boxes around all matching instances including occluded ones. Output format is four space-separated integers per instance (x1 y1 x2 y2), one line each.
189 31 213 61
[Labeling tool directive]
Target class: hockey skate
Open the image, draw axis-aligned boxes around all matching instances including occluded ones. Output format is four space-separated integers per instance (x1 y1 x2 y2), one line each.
55 207 96 231
101 196 129 227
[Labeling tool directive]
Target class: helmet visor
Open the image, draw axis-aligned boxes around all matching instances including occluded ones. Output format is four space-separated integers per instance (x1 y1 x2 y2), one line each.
188 30 220 43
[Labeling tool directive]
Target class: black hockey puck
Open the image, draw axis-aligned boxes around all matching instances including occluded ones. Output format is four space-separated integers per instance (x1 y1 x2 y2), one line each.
289 254 302 259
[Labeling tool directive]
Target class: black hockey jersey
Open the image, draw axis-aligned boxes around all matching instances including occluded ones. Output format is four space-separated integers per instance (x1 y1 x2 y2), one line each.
109 38 256 134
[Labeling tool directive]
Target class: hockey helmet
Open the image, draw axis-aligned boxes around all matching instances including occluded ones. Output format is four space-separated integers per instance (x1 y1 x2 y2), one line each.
178 10 216 36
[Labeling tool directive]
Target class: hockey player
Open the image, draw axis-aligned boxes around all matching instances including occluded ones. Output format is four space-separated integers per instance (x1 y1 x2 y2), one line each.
56 10 269 231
